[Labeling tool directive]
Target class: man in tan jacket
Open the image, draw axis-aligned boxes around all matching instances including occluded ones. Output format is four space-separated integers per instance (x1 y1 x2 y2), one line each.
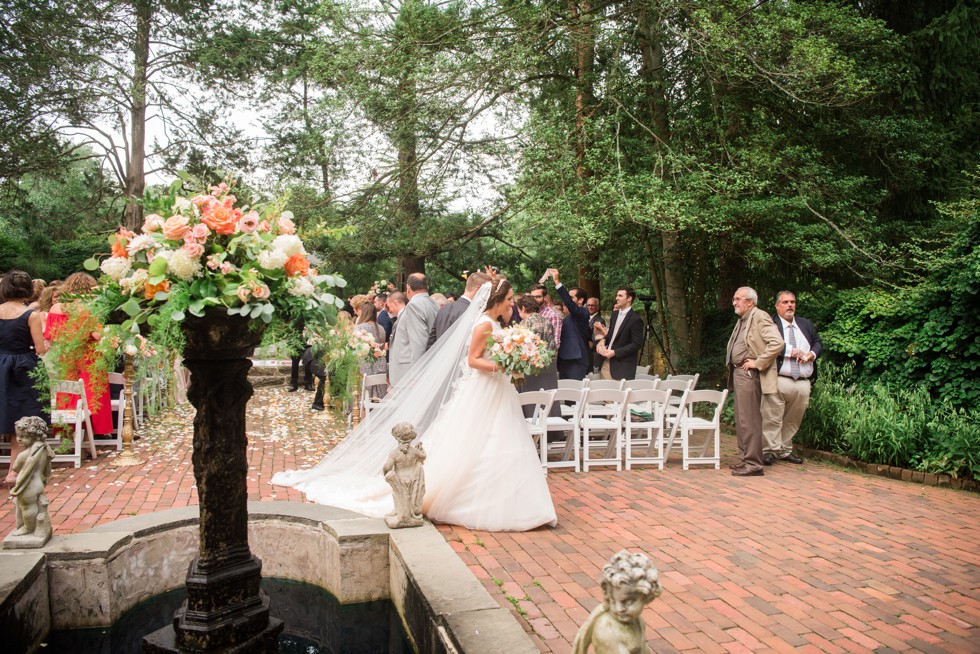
725 287 784 476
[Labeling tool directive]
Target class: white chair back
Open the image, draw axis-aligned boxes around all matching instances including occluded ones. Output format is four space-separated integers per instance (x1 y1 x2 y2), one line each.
518 390 556 470
634 373 660 383
588 379 625 391
679 389 728 470
623 379 657 391
361 373 389 417
557 378 589 390
656 378 692 394
625 389 671 470
543 387 587 471
49 379 98 468
580 388 629 471
667 373 700 389
102 372 126 450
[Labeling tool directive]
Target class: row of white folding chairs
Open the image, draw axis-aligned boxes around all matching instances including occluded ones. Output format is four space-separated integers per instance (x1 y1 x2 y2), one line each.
518 384 727 473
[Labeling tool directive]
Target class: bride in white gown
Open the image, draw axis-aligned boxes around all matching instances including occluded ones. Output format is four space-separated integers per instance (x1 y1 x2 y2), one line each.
272 279 557 532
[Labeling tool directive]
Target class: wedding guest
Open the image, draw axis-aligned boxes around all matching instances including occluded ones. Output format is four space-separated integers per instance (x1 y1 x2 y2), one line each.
445 293 457 302
354 302 388 401
350 294 369 318
25 279 45 310
374 292 392 341
388 274 437 386
430 292 448 309
587 296 605 372
594 286 645 381
44 272 113 438
544 269 590 381
516 295 560 417
529 284 563 348
0 270 48 485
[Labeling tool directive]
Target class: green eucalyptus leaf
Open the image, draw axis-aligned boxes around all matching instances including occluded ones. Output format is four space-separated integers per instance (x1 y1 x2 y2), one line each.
120 299 142 317
83 258 100 271
148 274 166 285
148 257 168 276
154 292 169 301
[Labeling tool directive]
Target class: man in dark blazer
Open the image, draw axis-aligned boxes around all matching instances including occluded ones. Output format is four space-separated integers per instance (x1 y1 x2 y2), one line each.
427 272 490 348
761 290 822 465
545 268 590 380
586 296 605 372
595 286 645 381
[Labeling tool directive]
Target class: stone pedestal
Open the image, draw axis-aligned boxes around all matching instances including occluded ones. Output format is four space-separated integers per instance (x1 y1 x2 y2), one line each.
143 312 282 653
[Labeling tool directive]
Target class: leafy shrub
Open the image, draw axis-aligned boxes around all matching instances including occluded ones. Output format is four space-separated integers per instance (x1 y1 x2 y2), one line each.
915 404 980 480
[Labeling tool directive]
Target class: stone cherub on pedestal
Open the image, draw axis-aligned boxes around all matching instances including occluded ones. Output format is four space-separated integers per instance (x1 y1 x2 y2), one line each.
3 416 55 549
383 422 426 529
572 549 663 654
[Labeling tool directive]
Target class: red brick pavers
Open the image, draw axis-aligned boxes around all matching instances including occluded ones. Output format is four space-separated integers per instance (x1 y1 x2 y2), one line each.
2 387 978 653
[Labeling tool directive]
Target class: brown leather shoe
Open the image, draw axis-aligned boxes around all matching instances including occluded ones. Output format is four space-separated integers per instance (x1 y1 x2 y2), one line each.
731 465 764 477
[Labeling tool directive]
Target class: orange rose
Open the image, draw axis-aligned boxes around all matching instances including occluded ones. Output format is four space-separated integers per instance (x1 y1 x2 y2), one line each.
144 279 170 301
284 253 310 277
201 202 241 235
112 238 128 258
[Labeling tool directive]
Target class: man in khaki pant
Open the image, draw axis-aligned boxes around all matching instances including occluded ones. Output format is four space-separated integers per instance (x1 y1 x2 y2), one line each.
761 291 822 465
725 287 784 477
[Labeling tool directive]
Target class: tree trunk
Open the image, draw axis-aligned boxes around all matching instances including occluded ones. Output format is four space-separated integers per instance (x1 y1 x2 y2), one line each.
123 0 151 231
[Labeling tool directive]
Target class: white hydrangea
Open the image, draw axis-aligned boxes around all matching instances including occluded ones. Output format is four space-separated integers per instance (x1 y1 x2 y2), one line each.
100 256 131 281
258 248 289 270
168 249 203 281
288 277 314 298
173 196 192 212
271 234 304 257
127 234 157 255
119 269 149 294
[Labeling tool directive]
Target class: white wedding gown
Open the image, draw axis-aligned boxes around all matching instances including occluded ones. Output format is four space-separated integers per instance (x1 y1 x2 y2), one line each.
273 313 557 532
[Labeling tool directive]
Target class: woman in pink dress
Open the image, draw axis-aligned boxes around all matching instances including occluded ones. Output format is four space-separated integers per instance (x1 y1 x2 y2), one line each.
44 273 113 436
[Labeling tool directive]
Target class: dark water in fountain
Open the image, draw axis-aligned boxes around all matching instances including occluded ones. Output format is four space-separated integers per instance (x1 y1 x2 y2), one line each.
42 578 414 654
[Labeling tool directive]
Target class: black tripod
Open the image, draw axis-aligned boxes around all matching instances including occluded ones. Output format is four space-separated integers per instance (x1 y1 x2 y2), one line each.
637 295 675 375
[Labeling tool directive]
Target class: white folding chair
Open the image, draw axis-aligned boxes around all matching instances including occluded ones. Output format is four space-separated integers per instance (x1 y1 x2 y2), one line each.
588 379 625 391
680 389 728 469
634 373 660 383
635 365 650 378
625 389 671 470
657 378 693 423
518 390 556 471
360 373 389 417
661 387 692 463
623 379 657 391
580 388 629 471
557 378 589 390
100 372 126 451
667 373 700 389
49 379 98 468
543 388 587 472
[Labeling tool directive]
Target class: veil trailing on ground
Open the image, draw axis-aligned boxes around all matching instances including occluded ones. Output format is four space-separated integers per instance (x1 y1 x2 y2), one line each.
271 282 493 516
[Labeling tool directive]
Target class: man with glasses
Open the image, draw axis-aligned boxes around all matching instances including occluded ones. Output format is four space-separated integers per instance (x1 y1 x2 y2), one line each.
725 287 784 477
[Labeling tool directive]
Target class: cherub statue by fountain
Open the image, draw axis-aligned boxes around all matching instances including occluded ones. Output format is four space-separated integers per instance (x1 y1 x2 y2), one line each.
4 416 55 548
572 549 663 654
383 422 426 528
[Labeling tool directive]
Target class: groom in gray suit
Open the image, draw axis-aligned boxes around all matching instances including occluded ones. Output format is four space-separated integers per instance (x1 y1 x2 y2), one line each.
427 271 490 348
389 273 439 387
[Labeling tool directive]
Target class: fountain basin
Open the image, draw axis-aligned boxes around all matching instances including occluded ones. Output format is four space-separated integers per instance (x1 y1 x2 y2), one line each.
0 502 538 654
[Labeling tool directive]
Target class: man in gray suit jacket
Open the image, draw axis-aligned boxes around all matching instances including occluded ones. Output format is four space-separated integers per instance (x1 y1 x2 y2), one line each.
388 273 439 387
427 271 490 348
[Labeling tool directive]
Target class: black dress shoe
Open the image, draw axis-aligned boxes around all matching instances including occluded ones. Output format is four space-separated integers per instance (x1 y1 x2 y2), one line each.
732 465 764 477
780 453 804 464
304 382 315 391
287 385 300 392
763 452 776 466
311 403 325 412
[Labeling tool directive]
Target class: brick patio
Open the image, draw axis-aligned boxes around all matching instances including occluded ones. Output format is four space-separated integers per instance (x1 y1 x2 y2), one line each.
2 386 977 653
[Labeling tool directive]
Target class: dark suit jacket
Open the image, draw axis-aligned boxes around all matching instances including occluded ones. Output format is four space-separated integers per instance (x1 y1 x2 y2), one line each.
555 285 590 362
427 296 471 348
772 315 822 382
601 308 644 380
378 309 392 341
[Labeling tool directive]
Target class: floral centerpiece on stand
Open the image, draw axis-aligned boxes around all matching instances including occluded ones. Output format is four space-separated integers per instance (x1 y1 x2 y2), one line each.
487 324 554 384
370 279 396 294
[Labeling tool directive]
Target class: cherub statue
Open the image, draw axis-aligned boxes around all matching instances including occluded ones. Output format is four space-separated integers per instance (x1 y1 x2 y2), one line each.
572 550 663 654
383 422 426 528
5 416 55 547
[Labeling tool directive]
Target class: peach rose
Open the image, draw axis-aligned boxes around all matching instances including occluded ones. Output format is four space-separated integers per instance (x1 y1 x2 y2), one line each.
162 214 190 240
278 215 296 235
144 279 170 301
142 214 164 233
283 253 310 277
190 194 213 208
187 224 210 242
236 285 251 303
251 283 271 300
201 202 241 235
182 241 205 258
111 228 133 258
257 220 271 233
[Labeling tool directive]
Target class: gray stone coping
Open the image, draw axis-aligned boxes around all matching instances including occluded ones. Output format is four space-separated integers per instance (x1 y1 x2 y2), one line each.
800 446 979 492
0 502 538 654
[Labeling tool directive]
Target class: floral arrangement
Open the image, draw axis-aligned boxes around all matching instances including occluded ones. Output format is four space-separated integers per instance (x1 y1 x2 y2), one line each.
487 324 554 380
84 177 346 343
370 279 396 294
349 330 385 361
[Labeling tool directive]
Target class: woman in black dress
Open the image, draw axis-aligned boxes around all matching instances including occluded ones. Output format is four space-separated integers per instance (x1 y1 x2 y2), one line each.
0 270 48 484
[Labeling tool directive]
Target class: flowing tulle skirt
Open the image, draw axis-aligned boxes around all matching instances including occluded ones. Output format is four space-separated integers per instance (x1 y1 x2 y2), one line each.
422 369 557 531
275 369 557 532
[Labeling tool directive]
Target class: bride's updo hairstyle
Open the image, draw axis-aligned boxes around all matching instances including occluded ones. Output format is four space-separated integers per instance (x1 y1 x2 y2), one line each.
485 278 512 311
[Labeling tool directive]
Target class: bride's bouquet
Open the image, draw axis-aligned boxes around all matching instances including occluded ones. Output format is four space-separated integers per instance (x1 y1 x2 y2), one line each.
487 324 554 383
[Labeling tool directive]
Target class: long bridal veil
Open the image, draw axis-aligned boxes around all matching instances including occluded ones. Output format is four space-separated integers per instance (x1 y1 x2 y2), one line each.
271 282 493 516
